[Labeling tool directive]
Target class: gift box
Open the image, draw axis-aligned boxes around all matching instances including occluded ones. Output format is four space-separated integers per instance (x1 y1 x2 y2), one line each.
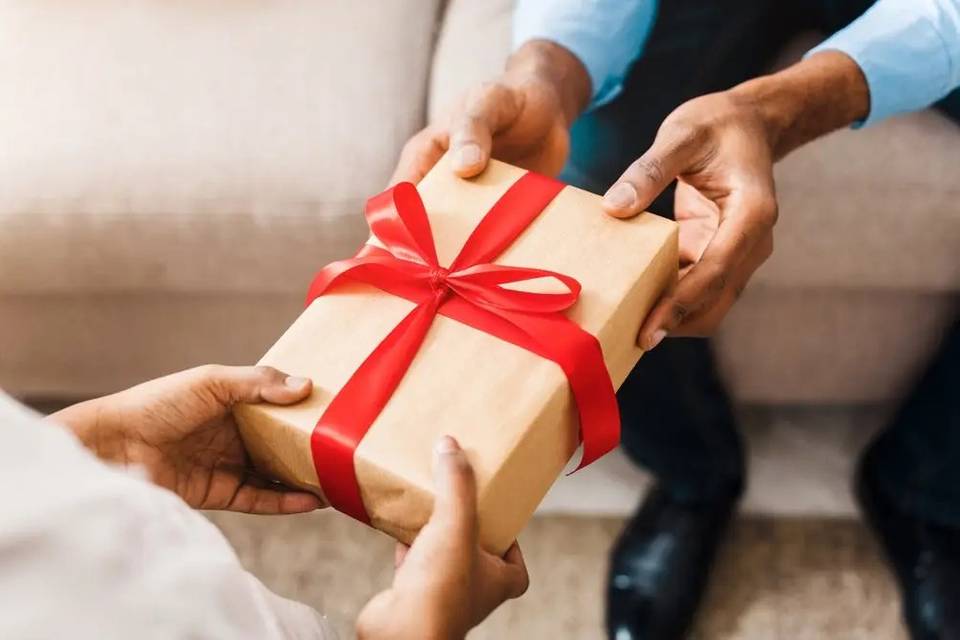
234 155 677 554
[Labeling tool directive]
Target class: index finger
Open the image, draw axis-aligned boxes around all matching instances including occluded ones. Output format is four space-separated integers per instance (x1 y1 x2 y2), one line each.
602 121 706 219
499 543 530 599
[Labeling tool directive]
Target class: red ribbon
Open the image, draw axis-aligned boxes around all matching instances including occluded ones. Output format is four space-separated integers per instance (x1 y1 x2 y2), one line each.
305 172 620 524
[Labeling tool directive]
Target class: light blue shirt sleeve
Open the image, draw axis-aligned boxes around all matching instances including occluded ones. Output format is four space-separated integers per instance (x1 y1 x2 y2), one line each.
513 0 658 109
808 0 960 126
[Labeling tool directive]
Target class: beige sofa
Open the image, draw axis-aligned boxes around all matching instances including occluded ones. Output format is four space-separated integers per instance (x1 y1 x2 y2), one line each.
2 1 958 516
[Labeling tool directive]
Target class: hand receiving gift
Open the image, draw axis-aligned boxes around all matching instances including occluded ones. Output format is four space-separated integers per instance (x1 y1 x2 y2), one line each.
44 366 526 640
51 365 323 514
357 436 529 640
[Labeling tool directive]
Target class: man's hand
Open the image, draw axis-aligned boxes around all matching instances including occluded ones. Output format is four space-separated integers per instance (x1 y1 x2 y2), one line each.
602 90 779 346
391 40 591 184
356 436 529 640
51 365 322 514
602 51 870 348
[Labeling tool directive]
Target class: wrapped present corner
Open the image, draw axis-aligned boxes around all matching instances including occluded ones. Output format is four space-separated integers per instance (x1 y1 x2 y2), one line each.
233 155 678 554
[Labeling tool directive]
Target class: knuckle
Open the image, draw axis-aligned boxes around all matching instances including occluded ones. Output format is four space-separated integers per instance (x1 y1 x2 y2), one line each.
671 300 692 324
506 574 530 600
253 365 280 381
467 81 503 112
516 572 531 597
450 117 484 145
402 129 432 155
191 364 228 400
401 129 423 150
194 363 224 381
711 271 729 294
703 262 730 295
631 156 666 187
754 194 779 225
668 119 708 148
763 236 775 259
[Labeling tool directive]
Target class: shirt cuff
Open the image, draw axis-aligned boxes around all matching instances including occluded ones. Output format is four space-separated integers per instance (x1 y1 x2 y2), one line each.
513 1 658 110
807 1 959 127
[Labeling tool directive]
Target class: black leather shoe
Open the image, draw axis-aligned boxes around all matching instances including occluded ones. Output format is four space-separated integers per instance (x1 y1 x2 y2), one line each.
858 460 960 640
606 482 740 640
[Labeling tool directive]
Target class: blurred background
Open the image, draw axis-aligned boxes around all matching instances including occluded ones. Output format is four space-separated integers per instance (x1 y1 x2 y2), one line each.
2 1 958 638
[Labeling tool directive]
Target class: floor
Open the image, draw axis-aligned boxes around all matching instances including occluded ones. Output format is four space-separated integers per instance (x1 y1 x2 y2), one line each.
27 397 904 638
539 406 888 519
208 510 908 640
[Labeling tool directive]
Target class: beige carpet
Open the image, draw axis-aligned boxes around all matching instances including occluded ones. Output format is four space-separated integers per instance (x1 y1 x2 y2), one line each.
207 511 907 639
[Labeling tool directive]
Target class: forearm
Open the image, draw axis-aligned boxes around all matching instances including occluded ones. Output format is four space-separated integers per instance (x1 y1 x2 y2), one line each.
505 40 592 127
730 51 870 160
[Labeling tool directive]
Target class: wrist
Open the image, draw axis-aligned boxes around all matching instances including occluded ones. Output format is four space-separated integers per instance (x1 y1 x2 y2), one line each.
50 398 131 465
357 591 466 640
505 40 591 126
401 592 468 640
729 50 870 159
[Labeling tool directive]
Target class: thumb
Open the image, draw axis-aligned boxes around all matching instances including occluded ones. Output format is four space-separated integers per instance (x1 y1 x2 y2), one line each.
390 125 449 185
602 122 703 219
449 82 522 177
197 365 313 407
428 435 478 545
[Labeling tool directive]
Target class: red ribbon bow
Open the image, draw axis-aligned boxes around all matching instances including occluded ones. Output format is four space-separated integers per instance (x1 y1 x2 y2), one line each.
306 172 620 524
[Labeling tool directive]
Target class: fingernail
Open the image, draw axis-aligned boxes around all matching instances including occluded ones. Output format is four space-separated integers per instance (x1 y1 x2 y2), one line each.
455 144 481 170
646 330 667 351
603 183 637 211
284 376 309 390
434 435 459 456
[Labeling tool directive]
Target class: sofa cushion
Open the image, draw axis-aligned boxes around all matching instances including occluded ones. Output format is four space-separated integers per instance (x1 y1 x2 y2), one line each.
715 287 960 404
767 110 960 293
0 0 442 295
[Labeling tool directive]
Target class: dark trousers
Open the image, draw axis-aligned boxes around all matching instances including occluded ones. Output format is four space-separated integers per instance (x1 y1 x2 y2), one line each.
560 0 960 524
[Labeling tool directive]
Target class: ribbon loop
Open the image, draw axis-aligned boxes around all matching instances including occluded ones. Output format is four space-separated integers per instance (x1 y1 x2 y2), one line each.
447 264 581 313
366 182 439 266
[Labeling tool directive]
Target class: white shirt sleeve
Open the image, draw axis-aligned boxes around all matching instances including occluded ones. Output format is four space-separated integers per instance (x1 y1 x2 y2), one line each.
0 391 337 640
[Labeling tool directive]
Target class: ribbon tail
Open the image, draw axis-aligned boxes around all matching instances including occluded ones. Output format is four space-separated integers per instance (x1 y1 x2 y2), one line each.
500 311 620 470
438 297 620 471
311 298 440 523
450 172 565 270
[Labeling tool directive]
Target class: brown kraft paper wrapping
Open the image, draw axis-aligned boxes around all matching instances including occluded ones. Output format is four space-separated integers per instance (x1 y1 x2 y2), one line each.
233 155 678 554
